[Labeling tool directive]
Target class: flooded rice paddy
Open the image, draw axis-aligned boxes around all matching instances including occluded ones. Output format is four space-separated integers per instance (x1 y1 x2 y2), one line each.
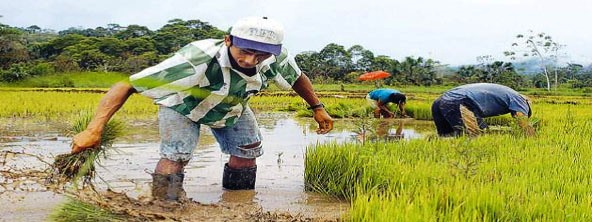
0 113 433 221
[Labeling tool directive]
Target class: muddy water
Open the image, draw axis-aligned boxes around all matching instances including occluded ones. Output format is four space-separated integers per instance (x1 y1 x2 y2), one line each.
0 113 432 221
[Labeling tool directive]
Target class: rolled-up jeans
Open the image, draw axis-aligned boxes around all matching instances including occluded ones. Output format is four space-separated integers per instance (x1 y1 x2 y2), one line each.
158 106 263 162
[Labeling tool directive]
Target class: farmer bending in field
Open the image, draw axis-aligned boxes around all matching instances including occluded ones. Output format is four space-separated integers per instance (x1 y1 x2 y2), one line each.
367 88 408 118
70 16 333 201
431 83 535 137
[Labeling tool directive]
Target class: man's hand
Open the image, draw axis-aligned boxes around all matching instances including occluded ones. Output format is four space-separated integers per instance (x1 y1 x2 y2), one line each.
313 108 333 134
380 109 394 118
71 129 102 154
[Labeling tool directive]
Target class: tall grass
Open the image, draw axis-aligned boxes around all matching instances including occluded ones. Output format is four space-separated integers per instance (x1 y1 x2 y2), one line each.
0 90 156 120
305 102 592 220
1 89 521 131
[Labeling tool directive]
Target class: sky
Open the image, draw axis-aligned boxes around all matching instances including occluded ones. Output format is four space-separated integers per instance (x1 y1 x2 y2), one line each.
1 0 591 66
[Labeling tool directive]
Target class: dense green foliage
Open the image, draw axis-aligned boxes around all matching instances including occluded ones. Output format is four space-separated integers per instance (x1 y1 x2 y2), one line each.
2 18 592 89
0 19 225 82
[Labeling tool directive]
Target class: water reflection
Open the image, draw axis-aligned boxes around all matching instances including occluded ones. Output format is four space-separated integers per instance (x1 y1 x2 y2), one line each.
350 118 426 144
375 119 405 141
0 113 433 219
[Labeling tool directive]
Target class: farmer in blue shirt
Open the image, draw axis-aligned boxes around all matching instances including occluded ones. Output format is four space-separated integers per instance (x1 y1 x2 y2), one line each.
367 88 408 118
431 83 535 137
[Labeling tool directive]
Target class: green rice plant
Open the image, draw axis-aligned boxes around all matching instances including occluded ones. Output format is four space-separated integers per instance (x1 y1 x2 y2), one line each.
349 112 378 145
295 100 369 118
307 101 592 221
0 90 157 120
404 102 433 120
304 143 366 199
483 115 514 126
52 113 124 186
48 198 125 222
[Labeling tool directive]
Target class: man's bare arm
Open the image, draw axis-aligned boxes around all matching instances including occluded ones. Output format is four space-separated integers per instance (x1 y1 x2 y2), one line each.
291 73 333 134
71 81 136 153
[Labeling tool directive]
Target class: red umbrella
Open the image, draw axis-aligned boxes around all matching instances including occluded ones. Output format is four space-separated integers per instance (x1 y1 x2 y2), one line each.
358 71 391 81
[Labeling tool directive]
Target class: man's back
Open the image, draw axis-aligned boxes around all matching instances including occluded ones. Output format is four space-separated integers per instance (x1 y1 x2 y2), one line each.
369 88 400 102
442 83 530 117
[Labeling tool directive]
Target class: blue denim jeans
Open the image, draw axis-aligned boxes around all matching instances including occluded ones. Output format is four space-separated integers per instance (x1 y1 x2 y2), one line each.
158 106 263 162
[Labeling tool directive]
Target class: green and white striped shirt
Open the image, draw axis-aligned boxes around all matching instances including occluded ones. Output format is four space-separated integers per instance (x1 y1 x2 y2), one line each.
129 39 302 128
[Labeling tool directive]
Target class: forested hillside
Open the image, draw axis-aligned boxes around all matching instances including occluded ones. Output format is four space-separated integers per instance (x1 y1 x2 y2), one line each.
1 18 591 89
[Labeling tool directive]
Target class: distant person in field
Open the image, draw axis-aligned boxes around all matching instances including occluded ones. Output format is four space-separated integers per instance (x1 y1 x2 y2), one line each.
69 16 333 201
431 83 535 137
367 88 408 118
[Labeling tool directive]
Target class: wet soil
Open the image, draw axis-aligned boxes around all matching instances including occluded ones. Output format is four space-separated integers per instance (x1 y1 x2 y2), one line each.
0 113 432 221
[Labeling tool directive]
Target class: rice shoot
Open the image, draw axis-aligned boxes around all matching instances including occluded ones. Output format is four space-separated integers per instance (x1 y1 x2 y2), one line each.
52 113 124 186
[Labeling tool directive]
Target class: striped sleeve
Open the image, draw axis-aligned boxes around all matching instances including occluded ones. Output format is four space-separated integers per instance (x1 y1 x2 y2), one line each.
129 39 221 100
262 48 302 90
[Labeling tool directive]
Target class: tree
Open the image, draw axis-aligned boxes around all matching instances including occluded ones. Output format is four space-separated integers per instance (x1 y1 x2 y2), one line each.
371 55 396 73
317 43 352 81
481 61 515 83
154 19 225 54
455 56 525 87
505 30 564 91
124 37 156 55
455 65 482 83
0 24 29 69
295 51 324 81
347 45 374 72
397 56 440 86
369 55 397 85
62 38 111 70
115 25 153 39
563 63 583 81
25 25 41 34
97 37 126 57
37 34 86 59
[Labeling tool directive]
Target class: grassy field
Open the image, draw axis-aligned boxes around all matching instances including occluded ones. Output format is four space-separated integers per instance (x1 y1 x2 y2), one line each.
3 72 591 221
305 100 592 221
0 72 129 88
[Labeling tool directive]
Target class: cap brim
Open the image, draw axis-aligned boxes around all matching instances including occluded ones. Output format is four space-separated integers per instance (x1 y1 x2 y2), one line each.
232 36 282 56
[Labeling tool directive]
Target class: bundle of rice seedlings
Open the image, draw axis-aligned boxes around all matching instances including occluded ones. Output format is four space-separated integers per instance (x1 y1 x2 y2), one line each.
49 198 126 222
460 105 482 137
53 114 124 185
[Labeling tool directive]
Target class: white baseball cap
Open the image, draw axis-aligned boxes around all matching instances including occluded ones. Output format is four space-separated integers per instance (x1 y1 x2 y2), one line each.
230 16 284 56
